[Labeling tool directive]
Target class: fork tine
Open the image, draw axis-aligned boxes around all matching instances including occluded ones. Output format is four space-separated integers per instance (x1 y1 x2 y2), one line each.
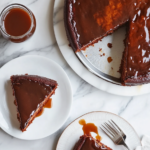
110 120 122 132
105 123 118 135
100 127 113 141
104 123 116 135
102 125 114 137
109 121 120 134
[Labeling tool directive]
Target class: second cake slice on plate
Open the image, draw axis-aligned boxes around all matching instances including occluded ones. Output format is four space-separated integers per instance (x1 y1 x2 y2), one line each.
73 134 112 150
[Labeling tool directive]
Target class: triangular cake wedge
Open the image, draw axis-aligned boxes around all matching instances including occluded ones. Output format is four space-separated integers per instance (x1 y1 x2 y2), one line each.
73 134 112 150
10 75 58 132
121 1 150 85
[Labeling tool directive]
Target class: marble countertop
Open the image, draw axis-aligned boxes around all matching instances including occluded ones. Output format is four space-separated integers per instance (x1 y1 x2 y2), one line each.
0 0 150 149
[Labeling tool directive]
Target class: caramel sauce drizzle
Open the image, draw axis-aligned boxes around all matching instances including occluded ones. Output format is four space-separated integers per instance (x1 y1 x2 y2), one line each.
107 57 113 63
79 119 102 141
36 98 52 117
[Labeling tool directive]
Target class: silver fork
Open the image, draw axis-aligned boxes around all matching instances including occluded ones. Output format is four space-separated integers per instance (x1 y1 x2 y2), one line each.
100 120 130 150
109 120 127 140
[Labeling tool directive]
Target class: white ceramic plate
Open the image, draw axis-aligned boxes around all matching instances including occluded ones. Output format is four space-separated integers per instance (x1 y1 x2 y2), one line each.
0 55 72 140
53 0 150 96
56 112 141 150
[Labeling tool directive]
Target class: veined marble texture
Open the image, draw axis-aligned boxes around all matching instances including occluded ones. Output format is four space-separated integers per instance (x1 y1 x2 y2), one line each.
0 0 150 150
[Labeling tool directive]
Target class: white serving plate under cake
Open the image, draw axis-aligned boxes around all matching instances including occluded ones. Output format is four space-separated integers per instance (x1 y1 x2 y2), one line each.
53 0 150 96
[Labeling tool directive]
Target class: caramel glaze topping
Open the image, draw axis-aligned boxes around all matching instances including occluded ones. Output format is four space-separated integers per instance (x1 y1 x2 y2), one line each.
12 79 53 129
70 0 137 48
80 137 108 150
126 0 150 78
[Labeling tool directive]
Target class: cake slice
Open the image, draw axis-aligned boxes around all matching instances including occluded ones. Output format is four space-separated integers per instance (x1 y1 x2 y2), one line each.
10 75 58 132
121 1 150 85
73 134 112 150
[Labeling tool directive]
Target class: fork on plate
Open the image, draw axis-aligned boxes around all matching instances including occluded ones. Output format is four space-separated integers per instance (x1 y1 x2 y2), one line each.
100 120 130 150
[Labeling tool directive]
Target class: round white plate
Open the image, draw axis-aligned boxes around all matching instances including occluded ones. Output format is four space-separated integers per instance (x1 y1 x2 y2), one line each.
0 55 72 140
53 0 150 96
56 111 141 150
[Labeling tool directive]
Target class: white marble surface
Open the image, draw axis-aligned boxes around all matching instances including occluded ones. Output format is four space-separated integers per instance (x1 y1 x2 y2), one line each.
0 0 150 149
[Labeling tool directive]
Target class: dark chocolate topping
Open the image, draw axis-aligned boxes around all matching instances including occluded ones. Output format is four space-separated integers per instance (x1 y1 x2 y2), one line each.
11 75 58 129
68 0 137 49
66 0 150 85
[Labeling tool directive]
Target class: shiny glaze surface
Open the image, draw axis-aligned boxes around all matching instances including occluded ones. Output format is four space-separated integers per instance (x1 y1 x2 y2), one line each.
70 0 136 48
80 137 108 150
4 8 31 36
79 119 101 141
12 78 53 129
126 0 150 78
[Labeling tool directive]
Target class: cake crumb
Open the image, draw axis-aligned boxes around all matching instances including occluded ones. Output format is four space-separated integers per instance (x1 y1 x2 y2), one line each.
107 43 112 48
86 55 88 57
99 48 102 52
100 53 105 57
107 57 113 63
111 67 113 70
